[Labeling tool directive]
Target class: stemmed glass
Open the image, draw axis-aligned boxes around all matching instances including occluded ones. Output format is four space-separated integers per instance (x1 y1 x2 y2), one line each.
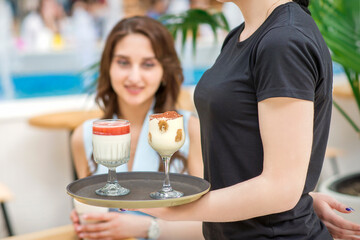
148 112 185 199
92 119 131 196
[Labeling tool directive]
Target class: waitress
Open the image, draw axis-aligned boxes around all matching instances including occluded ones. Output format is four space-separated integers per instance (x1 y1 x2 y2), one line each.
142 0 335 239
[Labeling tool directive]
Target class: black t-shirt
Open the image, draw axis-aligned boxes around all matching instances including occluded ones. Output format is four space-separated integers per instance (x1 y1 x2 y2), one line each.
194 3 333 240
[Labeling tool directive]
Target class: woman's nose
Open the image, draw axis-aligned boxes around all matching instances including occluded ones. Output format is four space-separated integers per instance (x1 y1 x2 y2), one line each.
127 65 142 83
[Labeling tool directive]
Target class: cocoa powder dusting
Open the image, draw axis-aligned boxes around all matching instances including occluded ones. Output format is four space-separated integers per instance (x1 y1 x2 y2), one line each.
175 129 182 142
158 120 169 132
151 111 182 120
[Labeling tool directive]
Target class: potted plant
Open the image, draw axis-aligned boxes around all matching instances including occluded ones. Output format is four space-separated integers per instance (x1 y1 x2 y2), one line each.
310 0 360 222
311 0 360 134
159 8 229 53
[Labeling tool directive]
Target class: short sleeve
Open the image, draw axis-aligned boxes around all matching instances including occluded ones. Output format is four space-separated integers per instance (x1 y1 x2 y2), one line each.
82 118 98 173
253 26 318 102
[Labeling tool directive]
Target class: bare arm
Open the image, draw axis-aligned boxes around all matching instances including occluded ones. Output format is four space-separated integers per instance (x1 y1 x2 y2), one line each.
140 97 314 222
71 125 92 178
158 219 204 240
186 115 204 178
71 211 204 240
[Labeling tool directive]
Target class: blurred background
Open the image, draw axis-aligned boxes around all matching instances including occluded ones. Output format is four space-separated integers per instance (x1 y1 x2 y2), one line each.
0 0 359 238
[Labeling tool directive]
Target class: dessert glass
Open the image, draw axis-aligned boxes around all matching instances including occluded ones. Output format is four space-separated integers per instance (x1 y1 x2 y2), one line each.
92 119 131 196
148 111 185 199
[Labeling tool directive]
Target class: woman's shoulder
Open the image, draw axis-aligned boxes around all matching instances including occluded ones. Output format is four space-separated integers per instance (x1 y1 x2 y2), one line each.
255 25 326 66
83 118 100 128
176 109 199 133
187 114 200 132
81 118 101 139
221 24 243 51
258 4 323 50
177 109 198 124
177 109 193 118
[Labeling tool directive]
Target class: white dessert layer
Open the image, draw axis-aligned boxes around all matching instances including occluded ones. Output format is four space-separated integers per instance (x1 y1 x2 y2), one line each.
92 133 131 164
148 117 185 156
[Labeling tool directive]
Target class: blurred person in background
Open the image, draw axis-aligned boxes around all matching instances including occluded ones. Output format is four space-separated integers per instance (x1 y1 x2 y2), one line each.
69 0 121 41
70 0 99 40
166 0 190 14
78 0 108 39
70 0 101 69
20 0 66 51
101 0 124 40
146 0 170 20
190 0 210 9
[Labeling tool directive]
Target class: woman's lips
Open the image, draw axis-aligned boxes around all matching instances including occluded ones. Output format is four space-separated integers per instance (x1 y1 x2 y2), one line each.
125 86 143 95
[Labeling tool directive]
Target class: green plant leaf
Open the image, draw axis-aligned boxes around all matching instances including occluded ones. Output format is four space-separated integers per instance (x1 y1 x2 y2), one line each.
310 0 360 133
159 8 230 54
191 24 199 54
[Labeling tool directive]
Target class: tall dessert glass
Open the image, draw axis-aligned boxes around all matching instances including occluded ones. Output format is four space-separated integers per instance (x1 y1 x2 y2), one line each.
92 119 131 196
148 111 185 199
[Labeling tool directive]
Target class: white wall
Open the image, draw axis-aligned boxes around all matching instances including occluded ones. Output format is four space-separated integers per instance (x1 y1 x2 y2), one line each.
323 75 360 178
0 95 96 237
317 75 360 224
327 98 360 174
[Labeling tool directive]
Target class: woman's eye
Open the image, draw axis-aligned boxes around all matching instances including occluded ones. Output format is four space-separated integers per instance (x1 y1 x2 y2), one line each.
117 60 129 66
142 62 155 68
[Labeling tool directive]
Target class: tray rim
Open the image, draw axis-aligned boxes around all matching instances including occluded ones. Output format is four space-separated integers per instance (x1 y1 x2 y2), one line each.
66 171 210 208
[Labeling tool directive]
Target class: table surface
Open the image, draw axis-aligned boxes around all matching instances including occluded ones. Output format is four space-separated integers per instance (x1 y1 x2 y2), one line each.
28 109 103 131
1 224 136 240
333 82 354 98
27 88 196 132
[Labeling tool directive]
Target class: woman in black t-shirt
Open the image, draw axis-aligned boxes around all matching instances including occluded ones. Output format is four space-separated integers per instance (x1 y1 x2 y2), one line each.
138 1 360 239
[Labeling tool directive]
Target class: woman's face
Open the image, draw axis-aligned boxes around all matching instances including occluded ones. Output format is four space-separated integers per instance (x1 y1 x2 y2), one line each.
109 33 164 108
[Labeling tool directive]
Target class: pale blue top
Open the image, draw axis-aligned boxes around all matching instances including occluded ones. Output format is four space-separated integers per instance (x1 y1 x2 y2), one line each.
82 109 192 174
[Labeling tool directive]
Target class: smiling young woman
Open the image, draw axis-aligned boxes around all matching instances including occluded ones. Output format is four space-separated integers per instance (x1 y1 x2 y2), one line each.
70 16 204 240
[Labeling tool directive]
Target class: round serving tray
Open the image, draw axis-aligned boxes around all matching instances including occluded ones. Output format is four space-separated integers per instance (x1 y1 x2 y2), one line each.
67 171 210 208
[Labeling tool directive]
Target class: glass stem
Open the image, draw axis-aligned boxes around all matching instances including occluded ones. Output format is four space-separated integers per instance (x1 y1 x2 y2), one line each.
162 156 172 192
108 168 118 184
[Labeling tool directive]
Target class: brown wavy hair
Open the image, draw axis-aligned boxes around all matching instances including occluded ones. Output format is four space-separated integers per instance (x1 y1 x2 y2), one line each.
95 16 187 172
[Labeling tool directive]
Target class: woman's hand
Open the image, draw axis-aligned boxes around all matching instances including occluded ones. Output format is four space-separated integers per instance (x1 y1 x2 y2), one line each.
70 209 81 232
311 192 360 239
71 211 151 240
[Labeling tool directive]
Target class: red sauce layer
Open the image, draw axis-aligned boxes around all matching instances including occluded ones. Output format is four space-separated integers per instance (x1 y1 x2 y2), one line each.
93 122 130 135
150 111 182 120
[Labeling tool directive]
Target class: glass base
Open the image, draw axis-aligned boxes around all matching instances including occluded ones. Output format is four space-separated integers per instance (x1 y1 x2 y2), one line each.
150 189 183 199
95 182 129 196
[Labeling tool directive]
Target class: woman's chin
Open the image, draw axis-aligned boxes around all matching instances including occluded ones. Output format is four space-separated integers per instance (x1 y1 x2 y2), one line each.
123 97 153 109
